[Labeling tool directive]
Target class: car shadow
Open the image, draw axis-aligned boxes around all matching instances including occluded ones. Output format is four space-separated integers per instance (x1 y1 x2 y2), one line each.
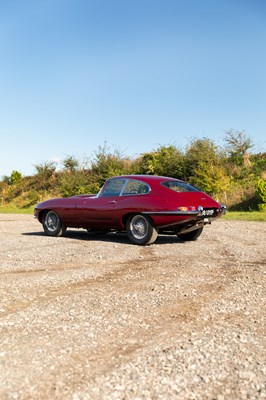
22 230 183 245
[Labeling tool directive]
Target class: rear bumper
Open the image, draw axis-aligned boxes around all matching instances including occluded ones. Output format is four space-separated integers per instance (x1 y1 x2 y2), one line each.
143 204 227 218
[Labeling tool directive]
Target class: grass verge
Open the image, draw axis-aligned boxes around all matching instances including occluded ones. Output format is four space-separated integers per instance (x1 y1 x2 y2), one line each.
0 206 34 214
223 210 266 222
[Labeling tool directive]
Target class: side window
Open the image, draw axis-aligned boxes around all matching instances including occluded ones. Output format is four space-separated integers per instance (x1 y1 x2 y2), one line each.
101 179 126 196
122 179 150 195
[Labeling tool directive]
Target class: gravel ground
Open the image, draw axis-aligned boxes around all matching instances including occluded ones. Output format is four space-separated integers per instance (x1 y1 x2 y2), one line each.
0 214 265 400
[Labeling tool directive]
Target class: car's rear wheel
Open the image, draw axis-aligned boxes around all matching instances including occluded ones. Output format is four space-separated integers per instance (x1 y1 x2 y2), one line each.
42 211 66 237
177 227 203 241
126 214 158 245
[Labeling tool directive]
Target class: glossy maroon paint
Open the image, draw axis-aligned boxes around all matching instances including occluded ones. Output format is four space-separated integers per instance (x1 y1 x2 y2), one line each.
34 175 226 234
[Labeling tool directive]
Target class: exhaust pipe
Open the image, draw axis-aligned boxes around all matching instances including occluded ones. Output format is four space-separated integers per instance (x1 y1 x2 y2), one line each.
178 222 205 235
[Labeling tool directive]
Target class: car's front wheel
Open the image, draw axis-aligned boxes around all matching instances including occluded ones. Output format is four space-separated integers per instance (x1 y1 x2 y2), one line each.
126 214 158 245
42 211 66 237
177 227 203 241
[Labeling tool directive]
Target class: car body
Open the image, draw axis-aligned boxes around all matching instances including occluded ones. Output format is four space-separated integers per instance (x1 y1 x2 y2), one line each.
34 175 226 245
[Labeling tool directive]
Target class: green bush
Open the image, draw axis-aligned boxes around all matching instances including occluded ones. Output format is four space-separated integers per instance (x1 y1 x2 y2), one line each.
258 203 266 211
255 179 266 204
10 170 22 184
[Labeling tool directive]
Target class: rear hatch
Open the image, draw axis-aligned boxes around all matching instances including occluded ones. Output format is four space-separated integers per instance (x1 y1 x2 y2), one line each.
173 191 220 209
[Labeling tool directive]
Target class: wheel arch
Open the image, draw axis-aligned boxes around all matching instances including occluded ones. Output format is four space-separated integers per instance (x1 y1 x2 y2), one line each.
122 212 155 229
37 209 48 223
38 208 61 224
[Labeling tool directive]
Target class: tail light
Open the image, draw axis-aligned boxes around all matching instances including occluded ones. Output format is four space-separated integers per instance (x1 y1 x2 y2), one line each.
177 206 196 212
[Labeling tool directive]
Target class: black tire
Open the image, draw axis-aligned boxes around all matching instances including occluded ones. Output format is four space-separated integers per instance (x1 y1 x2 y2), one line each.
126 214 158 245
177 227 203 241
42 211 66 237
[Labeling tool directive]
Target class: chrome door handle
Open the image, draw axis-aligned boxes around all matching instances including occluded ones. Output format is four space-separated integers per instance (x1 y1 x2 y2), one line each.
108 200 117 204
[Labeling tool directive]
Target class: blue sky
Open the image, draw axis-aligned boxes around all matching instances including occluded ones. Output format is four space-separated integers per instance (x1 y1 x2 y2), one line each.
1 0 265 177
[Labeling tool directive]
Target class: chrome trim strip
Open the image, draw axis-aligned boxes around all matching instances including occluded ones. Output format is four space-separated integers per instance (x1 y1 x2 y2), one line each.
143 210 201 216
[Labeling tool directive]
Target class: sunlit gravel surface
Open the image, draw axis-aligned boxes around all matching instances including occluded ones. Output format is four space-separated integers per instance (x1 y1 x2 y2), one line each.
0 215 265 399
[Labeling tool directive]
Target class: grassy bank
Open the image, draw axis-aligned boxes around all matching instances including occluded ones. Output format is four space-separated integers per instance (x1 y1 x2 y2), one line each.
0 206 35 214
223 210 266 222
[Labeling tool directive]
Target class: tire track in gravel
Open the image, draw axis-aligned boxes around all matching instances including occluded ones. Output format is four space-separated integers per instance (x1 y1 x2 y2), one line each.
2 244 263 323
0 253 162 317
58 261 264 390
12 269 235 394
1 242 252 322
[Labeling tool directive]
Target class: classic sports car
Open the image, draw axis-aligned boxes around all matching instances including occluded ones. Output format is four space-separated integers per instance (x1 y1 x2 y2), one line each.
34 175 226 245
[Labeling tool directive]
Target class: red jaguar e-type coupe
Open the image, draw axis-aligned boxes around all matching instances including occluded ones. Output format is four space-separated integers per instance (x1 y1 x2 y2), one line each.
34 175 226 245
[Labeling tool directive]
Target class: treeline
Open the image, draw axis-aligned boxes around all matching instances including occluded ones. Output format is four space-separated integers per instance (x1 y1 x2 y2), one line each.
1 130 266 211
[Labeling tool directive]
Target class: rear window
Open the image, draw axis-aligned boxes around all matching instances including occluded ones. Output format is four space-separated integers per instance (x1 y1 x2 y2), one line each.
161 180 200 192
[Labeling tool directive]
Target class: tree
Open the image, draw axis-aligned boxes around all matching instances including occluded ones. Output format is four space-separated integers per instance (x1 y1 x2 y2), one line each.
224 129 254 166
192 159 230 196
34 161 56 177
33 161 56 191
1 175 10 184
135 145 185 179
62 155 79 172
185 138 220 177
0 179 8 206
10 170 22 184
59 170 100 197
185 138 229 196
91 143 132 185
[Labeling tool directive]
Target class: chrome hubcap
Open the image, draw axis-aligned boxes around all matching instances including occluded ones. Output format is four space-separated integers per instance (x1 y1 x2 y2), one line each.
131 215 148 239
45 212 59 232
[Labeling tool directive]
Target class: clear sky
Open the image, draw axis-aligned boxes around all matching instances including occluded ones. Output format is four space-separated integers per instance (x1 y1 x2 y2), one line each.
1 0 265 177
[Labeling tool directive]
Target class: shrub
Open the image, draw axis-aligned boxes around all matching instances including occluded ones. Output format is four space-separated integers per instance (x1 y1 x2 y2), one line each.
255 179 266 210
258 203 266 211
10 170 22 184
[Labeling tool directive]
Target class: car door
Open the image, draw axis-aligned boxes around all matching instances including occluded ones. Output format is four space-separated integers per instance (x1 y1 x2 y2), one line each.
76 196 118 229
76 178 126 229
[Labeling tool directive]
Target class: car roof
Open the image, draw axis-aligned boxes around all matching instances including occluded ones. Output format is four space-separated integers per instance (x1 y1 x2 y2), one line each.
108 175 182 183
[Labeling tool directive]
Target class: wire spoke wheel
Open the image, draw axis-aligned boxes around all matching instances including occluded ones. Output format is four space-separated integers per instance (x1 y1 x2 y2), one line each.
45 211 59 232
42 211 66 237
126 214 158 245
131 215 148 239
